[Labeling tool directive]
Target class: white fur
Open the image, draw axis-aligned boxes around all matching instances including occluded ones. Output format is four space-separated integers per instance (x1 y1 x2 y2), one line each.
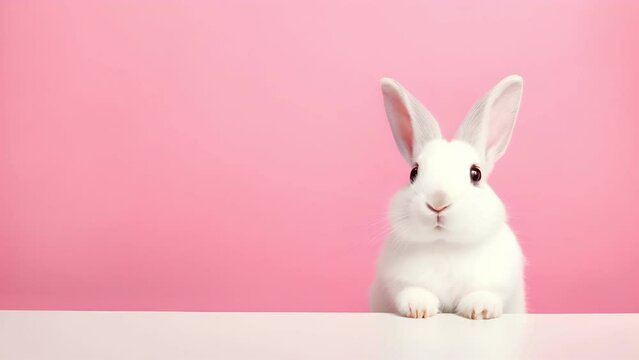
370 75 526 319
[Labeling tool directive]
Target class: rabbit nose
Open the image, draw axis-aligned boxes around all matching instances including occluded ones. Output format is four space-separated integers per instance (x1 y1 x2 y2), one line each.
426 191 451 213
426 203 450 213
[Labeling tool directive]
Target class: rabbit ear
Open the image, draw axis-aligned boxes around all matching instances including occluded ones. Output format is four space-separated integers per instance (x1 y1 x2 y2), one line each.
381 78 442 164
455 75 523 172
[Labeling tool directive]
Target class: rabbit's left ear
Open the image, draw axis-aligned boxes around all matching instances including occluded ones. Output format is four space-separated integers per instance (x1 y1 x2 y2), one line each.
456 75 523 173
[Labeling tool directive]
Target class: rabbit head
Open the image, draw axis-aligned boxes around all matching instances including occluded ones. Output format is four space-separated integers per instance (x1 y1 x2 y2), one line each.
381 75 523 245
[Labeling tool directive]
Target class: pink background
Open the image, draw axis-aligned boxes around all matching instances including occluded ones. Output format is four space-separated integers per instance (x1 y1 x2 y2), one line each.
1 1 638 313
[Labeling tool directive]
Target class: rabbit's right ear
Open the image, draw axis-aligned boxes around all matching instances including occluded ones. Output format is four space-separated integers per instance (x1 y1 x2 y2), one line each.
381 78 442 164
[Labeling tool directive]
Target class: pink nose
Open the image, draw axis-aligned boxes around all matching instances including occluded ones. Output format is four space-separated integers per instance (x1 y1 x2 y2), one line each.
426 203 450 213
427 191 451 213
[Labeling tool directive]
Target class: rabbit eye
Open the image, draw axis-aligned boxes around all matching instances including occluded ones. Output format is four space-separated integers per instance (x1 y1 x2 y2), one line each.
470 165 482 183
410 164 419 183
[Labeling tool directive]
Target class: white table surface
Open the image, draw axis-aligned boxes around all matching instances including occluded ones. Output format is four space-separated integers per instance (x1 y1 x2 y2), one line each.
0 311 637 360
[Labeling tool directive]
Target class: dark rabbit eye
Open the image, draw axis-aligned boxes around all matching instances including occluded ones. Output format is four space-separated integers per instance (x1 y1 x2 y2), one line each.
410 164 419 183
470 165 482 183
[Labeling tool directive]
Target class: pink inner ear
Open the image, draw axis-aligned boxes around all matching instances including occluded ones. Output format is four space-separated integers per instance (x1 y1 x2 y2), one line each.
389 94 414 158
486 86 520 153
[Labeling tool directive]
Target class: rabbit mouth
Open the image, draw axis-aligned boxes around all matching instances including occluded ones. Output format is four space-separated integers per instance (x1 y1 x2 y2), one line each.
434 215 447 230
419 213 446 230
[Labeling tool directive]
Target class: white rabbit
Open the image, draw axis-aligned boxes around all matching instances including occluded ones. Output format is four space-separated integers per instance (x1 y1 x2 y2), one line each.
369 75 526 319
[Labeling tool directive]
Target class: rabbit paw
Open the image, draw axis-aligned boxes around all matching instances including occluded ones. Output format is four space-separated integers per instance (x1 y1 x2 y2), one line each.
395 287 440 319
457 291 503 320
